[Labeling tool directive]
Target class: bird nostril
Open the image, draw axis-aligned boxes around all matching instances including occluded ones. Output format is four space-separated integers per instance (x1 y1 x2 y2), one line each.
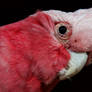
74 39 78 43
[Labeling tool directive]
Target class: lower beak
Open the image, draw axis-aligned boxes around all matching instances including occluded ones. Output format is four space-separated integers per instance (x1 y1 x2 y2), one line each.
59 50 88 80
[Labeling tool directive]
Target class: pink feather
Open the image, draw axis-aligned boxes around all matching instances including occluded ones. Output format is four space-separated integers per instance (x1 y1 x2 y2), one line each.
0 12 70 92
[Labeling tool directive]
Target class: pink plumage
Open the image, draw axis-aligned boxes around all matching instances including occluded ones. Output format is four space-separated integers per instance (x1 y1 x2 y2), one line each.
0 8 92 92
0 12 70 92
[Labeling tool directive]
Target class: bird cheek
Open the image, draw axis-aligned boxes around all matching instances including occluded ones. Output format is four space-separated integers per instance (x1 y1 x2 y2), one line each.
69 37 90 52
68 38 83 52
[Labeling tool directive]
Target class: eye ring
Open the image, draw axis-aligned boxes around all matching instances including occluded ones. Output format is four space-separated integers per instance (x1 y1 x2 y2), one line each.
55 22 72 40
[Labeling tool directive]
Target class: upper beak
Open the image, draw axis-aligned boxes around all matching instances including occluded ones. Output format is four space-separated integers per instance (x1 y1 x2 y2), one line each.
59 50 88 80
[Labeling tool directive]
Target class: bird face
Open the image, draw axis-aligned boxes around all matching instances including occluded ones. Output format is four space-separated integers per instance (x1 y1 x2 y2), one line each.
54 21 88 80
0 9 91 92
45 9 92 80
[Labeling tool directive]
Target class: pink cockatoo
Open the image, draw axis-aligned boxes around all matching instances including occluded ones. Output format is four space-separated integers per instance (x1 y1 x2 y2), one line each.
0 8 91 92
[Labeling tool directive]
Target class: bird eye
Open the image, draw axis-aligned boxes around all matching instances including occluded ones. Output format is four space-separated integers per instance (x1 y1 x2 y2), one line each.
55 22 72 40
58 26 67 35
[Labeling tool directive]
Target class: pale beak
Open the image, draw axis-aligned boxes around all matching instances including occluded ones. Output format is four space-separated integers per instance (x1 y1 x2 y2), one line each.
59 50 88 80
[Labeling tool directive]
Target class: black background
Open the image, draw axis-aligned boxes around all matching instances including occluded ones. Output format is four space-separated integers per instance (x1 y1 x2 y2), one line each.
0 0 92 92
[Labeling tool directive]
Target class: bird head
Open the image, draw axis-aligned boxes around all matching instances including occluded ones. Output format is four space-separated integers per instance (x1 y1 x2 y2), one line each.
0 8 91 92
26 9 92 85
45 9 92 80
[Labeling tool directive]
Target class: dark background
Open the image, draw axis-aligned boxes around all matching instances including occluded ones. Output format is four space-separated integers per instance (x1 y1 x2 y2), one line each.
0 0 92 92
0 0 92 26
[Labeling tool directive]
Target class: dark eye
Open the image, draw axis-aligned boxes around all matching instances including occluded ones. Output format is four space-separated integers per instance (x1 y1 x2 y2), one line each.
59 26 67 34
55 22 72 40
